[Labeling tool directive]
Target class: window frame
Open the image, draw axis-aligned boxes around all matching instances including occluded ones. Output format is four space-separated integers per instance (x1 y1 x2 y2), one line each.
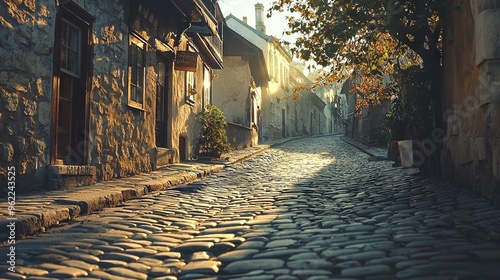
184 44 197 106
60 19 81 78
127 33 147 110
203 65 211 108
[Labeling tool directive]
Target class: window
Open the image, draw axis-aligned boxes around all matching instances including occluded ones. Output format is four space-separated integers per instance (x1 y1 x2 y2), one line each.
52 2 94 165
273 53 278 80
280 63 284 86
184 45 197 105
270 102 275 125
203 66 211 108
268 49 273 78
156 59 167 124
128 34 146 109
155 57 170 148
185 71 196 105
60 20 81 77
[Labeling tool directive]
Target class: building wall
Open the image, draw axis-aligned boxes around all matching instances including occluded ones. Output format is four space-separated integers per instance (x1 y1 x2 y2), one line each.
226 123 258 150
89 0 156 180
442 0 500 205
0 0 209 192
213 56 253 126
0 0 57 191
170 38 206 162
261 41 291 141
225 16 293 142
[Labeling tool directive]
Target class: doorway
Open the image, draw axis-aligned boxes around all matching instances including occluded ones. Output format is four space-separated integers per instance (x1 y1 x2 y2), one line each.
155 56 171 148
179 136 187 161
51 3 93 165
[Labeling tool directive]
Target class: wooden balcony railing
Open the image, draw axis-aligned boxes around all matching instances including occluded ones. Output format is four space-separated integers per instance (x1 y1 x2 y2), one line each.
203 33 223 62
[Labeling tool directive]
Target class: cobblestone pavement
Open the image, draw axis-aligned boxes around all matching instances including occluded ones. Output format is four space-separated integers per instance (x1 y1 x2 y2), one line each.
2 135 500 279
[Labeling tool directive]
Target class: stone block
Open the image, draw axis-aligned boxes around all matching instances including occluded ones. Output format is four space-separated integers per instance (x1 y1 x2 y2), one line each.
487 101 500 138
4 92 18 112
47 165 96 176
446 113 461 136
493 143 500 179
37 101 51 126
478 61 500 105
476 9 500 65
459 136 473 164
46 165 97 189
474 137 487 161
471 108 488 137
152 147 175 169
1 142 14 162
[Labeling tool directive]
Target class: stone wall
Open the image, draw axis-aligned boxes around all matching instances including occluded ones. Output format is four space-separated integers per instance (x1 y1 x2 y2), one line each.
84 0 208 172
86 0 151 181
357 100 390 147
0 0 207 192
0 0 57 192
442 0 500 205
226 123 257 150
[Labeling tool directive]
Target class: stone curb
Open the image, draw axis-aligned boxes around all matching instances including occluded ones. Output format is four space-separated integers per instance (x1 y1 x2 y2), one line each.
1 140 293 242
340 136 388 161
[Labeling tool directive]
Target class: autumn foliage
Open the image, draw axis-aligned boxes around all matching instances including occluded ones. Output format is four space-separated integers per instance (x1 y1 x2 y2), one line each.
271 0 444 115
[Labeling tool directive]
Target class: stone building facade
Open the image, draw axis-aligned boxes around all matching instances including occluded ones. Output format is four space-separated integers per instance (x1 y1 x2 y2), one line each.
442 0 500 205
288 63 327 137
0 0 223 192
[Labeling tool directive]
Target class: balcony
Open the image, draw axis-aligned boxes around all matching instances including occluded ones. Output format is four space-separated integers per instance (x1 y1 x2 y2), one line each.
204 33 223 63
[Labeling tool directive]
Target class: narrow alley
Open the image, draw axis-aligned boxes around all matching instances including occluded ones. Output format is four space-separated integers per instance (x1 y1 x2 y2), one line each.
2 135 500 279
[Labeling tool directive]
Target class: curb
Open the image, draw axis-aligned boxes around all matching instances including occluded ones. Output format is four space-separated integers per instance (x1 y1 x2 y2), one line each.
340 136 388 161
1 143 274 242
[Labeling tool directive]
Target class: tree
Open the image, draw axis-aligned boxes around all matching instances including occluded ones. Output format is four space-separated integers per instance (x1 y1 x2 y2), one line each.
271 0 445 173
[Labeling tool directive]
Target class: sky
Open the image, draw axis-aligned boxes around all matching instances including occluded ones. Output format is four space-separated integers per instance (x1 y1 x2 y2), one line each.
218 0 298 45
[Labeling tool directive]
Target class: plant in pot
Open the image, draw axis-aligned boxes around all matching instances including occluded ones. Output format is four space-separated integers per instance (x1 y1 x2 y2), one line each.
384 97 418 167
385 67 433 168
196 104 232 159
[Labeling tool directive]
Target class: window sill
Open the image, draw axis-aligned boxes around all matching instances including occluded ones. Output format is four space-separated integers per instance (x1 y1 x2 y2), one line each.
127 103 147 112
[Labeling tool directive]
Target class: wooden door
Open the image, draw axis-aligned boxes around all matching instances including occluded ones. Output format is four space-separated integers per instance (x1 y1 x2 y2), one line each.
155 57 171 148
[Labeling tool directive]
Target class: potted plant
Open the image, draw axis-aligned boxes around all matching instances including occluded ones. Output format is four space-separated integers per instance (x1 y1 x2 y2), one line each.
384 97 418 167
196 104 232 158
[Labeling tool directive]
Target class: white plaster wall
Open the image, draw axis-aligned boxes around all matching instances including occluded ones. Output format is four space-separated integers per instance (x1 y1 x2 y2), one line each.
213 56 252 126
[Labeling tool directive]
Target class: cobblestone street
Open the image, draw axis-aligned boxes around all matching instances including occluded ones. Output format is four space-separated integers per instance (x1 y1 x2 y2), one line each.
2 135 500 279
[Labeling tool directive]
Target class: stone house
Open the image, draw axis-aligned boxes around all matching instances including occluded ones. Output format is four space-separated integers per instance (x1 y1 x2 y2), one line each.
225 4 293 141
0 0 223 192
442 0 500 205
288 62 327 136
307 68 346 134
213 24 269 150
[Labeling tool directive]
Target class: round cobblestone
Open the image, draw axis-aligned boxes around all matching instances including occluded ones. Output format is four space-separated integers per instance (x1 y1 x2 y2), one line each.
2 136 500 279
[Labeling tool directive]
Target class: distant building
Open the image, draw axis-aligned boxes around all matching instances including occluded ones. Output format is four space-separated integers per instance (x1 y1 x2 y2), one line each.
225 4 292 141
288 63 327 136
213 24 269 149
308 68 347 134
